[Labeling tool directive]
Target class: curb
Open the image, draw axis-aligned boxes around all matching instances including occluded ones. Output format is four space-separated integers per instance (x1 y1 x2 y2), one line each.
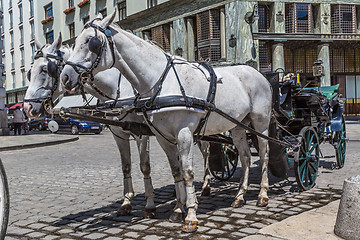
0 136 79 152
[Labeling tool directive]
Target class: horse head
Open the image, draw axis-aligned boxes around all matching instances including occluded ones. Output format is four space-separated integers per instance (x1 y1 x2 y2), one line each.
24 33 70 118
61 11 117 93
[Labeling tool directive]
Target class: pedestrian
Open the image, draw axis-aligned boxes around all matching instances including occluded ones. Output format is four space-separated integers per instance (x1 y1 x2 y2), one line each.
23 111 30 135
13 106 25 135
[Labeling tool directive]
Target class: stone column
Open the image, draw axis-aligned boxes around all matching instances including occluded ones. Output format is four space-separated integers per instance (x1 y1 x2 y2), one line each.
317 44 331 86
172 18 187 59
186 18 195 61
170 23 174 55
272 43 284 73
220 8 226 60
225 1 257 65
270 2 285 33
320 3 331 34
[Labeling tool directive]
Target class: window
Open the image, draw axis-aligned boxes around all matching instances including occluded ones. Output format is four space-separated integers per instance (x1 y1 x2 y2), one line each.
30 21 34 39
118 1 126 21
20 47 24 67
45 3 53 18
31 43 35 63
46 31 54 44
196 9 221 62
83 16 90 25
258 4 270 33
68 0 74 7
285 3 314 33
9 10 13 29
21 70 26 86
99 9 107 17
69 23 75 38
12 73 15 89
19 3 23 23
150 24 171 52
148 0 157 8
29 0 34 17
259 41 271 72
10 32 14 49
19 26 24 45
331 5 356 34
11 52 14 70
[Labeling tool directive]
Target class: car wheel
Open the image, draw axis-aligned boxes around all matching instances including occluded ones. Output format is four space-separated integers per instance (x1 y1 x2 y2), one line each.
71 125 79 135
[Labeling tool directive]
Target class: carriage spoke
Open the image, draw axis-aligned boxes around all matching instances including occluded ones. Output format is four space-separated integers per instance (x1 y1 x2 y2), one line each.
309 143 318 154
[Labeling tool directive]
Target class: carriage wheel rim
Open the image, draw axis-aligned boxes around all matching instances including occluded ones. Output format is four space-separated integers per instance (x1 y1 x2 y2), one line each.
336 117 346 168
295 127 319 190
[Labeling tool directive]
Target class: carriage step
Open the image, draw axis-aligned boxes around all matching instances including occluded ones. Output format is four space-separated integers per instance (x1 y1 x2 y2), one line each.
323 155 336 158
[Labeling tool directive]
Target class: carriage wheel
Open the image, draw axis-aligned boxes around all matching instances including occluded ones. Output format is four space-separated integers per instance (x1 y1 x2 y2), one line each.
334 116 346 168
0 159 9 240
294 127 320 191
210 144 239 181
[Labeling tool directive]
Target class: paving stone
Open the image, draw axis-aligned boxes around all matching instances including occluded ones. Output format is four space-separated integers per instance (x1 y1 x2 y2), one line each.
39 235 59 240
231 208 256 214
103 228 124 235
207 229 226 235
288 207 303 212
84 232 107 239
256 211 274 216
250 222 268 229
6 226 34 235
231 231 248 238
282 210 298 216
197 225 210 233
239 227 259 234
26 231 47 238
230 213 246 219
208 216 230 223
104 237 124 240
123 232 140 238
235 219 254 226
57 228 74 234
127 224 149 231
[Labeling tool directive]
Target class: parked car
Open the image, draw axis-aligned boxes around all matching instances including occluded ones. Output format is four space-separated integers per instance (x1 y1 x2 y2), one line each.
49 118 102 135
29 117 51 131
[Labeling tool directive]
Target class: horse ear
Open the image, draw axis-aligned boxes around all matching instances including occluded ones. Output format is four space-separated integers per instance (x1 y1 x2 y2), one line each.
35 38 42 50
100 10 116 29
51 32 62 51
95 13 103 20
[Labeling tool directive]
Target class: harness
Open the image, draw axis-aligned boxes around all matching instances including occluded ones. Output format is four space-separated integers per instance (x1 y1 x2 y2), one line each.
23 46 64 113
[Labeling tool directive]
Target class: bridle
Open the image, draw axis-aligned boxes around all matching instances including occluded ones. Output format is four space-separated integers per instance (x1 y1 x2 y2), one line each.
24 46 64 113
65 21 116 90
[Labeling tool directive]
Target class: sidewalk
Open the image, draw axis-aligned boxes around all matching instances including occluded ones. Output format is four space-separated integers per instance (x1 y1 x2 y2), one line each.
346 120 360 141
243 200 343 240
0 132 79 151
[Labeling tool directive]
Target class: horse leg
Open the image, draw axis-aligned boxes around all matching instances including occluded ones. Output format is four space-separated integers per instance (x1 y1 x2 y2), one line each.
155 136 186 223
251 119 270 207
177 127 198 233
135 136 156 218
198 141 211 196
231 127 252 208
111 130 134 216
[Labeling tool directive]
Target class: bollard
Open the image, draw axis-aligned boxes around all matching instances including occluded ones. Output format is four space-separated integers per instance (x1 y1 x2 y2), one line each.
334 175 360 240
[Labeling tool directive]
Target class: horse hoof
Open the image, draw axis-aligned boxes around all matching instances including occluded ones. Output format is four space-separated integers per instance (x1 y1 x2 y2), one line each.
144 208 156 219
231 198 245 208
117 205 132 216
169 212 184 223
201 186 211 196
181 220 198 233
256 197 269 207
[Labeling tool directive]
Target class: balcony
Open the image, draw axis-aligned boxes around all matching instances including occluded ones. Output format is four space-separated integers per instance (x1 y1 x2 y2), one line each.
41 16 53 24
78 0 90 8
64 6 75 14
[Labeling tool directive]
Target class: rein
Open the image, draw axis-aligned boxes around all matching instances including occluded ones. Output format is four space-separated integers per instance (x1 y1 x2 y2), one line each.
23 47 64 113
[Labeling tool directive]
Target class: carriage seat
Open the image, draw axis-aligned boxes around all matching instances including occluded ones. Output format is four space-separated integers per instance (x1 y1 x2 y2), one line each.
297 84 339 99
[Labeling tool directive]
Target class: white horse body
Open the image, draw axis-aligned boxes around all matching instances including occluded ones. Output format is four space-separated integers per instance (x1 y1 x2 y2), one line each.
23 37 157 217
60 12 272 232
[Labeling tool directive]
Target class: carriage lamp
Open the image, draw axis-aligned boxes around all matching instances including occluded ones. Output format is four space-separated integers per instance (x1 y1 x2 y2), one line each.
245 4 259 24
313 60 324 78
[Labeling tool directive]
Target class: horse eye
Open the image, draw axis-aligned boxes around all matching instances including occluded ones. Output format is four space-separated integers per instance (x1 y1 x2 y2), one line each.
42 65 48 73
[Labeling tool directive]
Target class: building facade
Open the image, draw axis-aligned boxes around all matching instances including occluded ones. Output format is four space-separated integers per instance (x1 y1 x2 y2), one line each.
1 0 36 107
32 0 360 116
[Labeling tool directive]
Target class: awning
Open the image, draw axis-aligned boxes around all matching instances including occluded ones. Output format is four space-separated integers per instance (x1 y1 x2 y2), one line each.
9 102 23 109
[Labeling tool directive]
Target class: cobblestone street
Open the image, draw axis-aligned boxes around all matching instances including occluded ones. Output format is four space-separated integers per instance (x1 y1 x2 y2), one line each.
1 128 358 240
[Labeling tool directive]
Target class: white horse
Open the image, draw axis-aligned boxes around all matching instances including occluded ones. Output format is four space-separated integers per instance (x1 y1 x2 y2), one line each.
24 34 159 218
60 12 272 232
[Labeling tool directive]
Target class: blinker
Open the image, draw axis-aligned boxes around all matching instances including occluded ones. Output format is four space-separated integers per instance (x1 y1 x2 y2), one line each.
47 61 58 78
89 37 102 55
